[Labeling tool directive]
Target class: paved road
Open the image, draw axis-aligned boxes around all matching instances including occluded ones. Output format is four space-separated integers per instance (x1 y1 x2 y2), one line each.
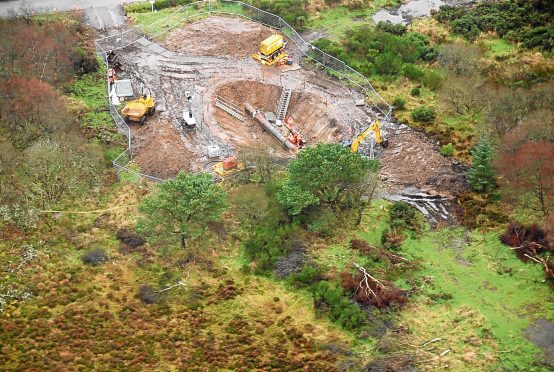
0 0 143 28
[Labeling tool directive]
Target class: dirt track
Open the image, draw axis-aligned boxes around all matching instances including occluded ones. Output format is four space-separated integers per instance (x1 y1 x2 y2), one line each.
165 16 273 58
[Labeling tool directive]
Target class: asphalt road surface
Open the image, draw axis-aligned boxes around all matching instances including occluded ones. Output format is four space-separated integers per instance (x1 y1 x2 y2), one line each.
0 0 143 28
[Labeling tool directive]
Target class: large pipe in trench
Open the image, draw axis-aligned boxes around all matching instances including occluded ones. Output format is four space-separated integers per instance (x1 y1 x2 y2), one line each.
245 103 295 151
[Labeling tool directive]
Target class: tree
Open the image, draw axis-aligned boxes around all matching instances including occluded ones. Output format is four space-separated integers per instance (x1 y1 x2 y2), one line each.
467 139 496 193
23 138 100 209
350 160 380 226
0 77 70 150
137 172 228 248
277 144 373 215
497 141 554 216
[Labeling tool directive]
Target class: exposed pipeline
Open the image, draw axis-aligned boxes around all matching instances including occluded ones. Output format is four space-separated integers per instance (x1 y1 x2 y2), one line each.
245 103 295 151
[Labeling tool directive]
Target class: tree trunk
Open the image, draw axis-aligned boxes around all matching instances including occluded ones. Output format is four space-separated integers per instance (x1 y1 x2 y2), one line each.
180 235 186 249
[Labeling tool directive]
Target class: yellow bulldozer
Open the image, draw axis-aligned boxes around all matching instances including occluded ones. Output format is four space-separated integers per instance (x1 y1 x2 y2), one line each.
253 34 288 66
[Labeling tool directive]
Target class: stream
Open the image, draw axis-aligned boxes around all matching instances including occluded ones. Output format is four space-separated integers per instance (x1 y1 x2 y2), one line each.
372 0 475 25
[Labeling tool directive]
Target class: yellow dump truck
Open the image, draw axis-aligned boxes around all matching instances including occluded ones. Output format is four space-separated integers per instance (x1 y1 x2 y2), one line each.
253 34 288 66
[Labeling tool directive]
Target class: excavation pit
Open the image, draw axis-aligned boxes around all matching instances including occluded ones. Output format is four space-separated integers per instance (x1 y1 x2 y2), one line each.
209 80 351 154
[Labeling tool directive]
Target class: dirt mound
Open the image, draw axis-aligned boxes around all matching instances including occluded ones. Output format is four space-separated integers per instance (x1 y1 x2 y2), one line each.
380 128 466 195
130 117 195 179
165 16 274 58
211 80 348 153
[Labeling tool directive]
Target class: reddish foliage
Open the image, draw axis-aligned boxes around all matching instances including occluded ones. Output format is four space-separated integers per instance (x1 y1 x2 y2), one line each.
350 239 375 255
0 20 78 85
0 76 69 149
497 141 554 216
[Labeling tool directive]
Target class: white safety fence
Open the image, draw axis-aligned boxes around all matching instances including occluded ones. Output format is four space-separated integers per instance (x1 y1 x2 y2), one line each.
95 0 392 182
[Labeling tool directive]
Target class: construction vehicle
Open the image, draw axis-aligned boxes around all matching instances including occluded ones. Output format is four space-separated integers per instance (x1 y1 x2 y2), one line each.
122 88 155 125
349 118 389 153
182 91 196 128
284 114 305 147
253 34 288 66
211 156 245 177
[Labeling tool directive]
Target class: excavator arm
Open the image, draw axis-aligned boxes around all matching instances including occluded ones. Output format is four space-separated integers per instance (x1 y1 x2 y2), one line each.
351 119 386 152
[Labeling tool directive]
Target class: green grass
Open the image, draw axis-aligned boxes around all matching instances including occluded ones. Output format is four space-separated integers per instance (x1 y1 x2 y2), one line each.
355 204 554 370
126 4 211 37
483 38 516 57
307 1 403 40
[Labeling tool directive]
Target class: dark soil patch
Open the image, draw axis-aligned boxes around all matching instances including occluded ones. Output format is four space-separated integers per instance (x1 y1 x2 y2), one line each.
525 318 554 368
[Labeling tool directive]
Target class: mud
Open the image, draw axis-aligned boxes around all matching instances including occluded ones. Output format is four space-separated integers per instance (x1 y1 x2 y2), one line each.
130 116 198 178
211 80 347 154
165 16 273 58
380 126 466 196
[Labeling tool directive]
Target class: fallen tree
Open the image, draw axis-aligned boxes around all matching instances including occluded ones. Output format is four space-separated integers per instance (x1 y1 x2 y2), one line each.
500 222 553 286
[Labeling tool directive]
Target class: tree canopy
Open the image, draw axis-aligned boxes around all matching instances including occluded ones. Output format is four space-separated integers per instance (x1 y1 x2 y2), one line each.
137 172 228 248
277 143 374 215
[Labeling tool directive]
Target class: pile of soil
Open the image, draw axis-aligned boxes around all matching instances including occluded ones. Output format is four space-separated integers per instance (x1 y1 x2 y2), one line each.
380 128 466 195
131 116 195 179
165 16 274 58
211 80 348 152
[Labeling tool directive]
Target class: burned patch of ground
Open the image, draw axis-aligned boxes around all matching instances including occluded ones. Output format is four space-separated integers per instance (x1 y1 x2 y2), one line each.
130 116 197 179
165 16 274 58
210 79 348 153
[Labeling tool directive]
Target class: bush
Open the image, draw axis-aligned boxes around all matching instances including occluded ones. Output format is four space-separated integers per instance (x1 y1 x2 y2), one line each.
125 0 195 13
380 228 405 251
451 16 481 41
440 143 455 157
421 70 444 90
375 51 403 75
314 281 366 330
243 224 300 272
376 21 407 35
392 96 406 110
410 86 421 96
402 64 424 81
389 201 421 232
288 265 324 288
81 248 108 266
307 208 338 237
411 106 436 123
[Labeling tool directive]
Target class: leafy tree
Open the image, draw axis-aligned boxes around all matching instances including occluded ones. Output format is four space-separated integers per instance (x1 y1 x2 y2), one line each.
467 140 496 193
277 144 372 215
497 141 554 216
137 172 228 248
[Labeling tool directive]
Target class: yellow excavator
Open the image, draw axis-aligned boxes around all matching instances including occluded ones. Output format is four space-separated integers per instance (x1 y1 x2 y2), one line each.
350 118 389 153
253 34 288 66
